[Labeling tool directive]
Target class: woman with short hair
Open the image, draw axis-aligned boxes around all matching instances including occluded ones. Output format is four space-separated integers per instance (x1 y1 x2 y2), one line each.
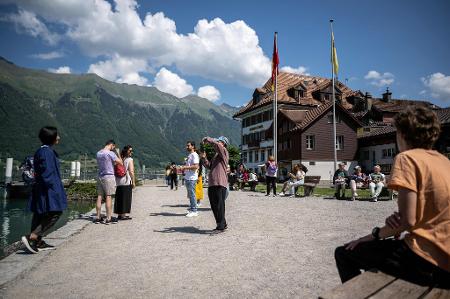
22 126 67 253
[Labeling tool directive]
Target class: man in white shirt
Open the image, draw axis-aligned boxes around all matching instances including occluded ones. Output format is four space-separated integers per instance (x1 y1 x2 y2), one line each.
180 141 199 217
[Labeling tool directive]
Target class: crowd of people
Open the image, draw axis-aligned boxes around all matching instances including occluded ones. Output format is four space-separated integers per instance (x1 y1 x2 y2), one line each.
333 163 386 201
19 106 449 289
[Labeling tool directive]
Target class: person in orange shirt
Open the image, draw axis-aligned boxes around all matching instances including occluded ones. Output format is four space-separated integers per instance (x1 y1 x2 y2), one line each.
334 106 450 288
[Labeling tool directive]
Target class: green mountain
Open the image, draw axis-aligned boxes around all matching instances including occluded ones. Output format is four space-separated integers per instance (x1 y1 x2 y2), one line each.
0 57 241 168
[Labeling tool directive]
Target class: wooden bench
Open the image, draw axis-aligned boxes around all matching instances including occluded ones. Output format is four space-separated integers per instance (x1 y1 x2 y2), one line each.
347 183 396 200
301 176 321 196
319 270 450 299
238 180 258 191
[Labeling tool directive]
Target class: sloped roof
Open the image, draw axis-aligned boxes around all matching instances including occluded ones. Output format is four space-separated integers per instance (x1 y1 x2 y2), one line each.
358 107 450 139
233 72 356 118
352 110 369 119
358 125 397 139
371 98 439 113
279 109 308 124
436 107 450 124
289 102 362 131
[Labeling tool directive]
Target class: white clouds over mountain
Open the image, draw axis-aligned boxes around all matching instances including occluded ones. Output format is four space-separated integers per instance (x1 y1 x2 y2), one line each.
422 73 450 102
88 55 151 86
48 66 71 74
198 86 221 102
153 68 194 98
3 0 271 89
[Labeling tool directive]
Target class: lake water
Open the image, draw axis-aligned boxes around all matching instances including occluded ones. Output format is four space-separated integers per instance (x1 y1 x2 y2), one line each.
0 188 95 259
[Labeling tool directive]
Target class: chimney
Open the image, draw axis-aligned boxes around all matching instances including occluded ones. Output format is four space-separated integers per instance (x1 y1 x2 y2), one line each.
382 87 392 102
364 92 372 111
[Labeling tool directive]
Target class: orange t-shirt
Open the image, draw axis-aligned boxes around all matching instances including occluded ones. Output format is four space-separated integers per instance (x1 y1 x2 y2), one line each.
388 149 450 272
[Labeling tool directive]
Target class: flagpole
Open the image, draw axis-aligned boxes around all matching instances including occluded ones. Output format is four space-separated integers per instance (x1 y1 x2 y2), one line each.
330 20 337 173
273 32 278 164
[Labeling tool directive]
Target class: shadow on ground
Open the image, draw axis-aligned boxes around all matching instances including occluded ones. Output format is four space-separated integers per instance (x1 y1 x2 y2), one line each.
161 204 211 211
149 212 186 217
154 226 213 235
161 204 189 208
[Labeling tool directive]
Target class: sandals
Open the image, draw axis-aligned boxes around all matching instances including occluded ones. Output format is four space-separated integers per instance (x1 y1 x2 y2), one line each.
117 215 132 220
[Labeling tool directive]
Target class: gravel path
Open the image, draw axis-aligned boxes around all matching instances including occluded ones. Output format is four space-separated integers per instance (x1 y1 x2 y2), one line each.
0 185 396 298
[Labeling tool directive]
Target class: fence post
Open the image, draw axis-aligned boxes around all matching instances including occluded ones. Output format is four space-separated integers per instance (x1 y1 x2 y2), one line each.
5 158 13 184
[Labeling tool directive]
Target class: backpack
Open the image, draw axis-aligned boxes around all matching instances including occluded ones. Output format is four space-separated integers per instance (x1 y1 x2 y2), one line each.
114 163 127 178
20 156 35 185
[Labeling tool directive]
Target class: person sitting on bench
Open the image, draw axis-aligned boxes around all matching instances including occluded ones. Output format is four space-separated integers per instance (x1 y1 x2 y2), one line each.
368 165 385 202
334 106 450 289
349 166 368 201
279 164 305 197
333 163 349 200
248 171 258 191
239 169 249 190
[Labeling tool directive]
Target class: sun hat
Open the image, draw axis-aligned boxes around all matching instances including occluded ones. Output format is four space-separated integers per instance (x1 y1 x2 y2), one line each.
215 136 229 147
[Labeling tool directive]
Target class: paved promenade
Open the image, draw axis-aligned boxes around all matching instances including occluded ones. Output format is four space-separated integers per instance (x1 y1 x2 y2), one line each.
0 185 396 298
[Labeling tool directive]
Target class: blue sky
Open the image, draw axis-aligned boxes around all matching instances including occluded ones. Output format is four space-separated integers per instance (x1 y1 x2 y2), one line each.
0 0 449 107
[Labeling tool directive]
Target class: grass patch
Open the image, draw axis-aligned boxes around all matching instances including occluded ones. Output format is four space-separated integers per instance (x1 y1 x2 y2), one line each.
66 182 97 200
254 184 373 198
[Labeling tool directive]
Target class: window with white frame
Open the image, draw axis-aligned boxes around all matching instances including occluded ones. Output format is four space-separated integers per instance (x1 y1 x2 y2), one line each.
254 150 259 162
336 136 344 150
382 148 396 158
248 151 253 163
261 150 265 162
306 135 315 150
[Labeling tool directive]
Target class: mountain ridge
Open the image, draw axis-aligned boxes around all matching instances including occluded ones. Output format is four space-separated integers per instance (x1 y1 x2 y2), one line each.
0 57 241 167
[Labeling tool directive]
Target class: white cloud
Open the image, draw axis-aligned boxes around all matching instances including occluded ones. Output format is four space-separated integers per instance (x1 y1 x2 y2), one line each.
3 9 60 45
421 73 450 102
48 66 71 74
5 0 271 88
153 68 193 98
280 66 309 76
198 85 221 102
31 51 65 60
88 55 150 86
364 70 395 87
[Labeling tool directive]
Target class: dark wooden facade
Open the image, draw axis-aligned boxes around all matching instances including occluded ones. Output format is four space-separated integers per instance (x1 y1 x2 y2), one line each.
278 106 359 163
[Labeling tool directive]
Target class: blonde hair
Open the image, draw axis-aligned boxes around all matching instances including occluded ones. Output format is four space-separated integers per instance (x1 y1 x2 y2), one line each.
268 155 275 162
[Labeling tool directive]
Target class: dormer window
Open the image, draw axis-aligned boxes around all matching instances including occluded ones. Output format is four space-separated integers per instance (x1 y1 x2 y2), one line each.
253 88 265 105
288 84 306 101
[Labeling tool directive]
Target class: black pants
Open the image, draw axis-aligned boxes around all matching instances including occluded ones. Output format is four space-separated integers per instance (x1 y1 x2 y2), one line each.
170 175 178 189
266 176 276 195
31 211 62 237
335 239 450 289
208 186 227 230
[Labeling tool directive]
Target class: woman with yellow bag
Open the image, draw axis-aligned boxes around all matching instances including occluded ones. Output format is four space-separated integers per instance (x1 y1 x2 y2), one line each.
195 150 204 207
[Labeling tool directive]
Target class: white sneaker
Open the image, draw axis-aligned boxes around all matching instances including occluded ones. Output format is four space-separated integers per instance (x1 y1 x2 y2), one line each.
279 192 285 196
186 211 199 217
370 197 378 202
197 202 202 207
354 193 359 197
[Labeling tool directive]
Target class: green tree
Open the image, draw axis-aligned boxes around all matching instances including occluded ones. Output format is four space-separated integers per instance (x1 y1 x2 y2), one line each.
200 143 241 170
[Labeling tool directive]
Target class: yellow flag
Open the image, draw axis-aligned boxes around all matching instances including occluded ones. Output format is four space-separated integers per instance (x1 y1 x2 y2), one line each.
331 31 339 75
